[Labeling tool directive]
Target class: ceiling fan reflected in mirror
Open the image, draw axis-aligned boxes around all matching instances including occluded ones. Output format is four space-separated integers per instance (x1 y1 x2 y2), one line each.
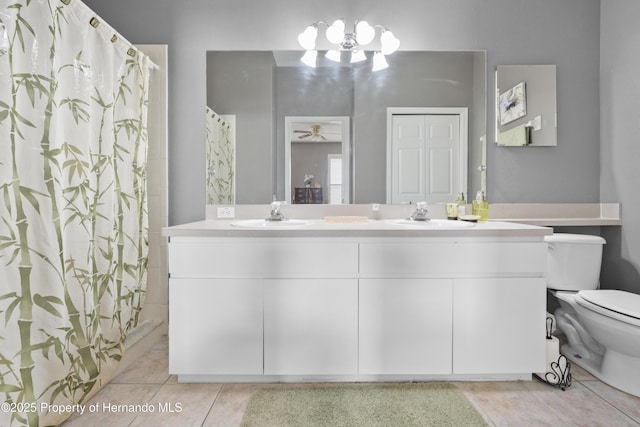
292 124 341 142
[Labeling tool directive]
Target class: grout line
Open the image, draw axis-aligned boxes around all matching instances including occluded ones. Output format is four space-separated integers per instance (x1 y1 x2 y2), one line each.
577 380 640 425
455 383 497 426
201 383 226 426
126 380 166 426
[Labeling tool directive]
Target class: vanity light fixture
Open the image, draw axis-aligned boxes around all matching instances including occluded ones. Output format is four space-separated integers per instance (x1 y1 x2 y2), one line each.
372 51 389 71
300 49 318 67
297 18 400 71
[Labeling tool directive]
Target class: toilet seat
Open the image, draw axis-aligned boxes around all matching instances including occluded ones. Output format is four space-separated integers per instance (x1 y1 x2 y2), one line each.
576 290 640 327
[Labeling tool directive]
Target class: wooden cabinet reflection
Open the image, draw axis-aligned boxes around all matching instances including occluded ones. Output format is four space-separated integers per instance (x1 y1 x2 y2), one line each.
294 187 323 204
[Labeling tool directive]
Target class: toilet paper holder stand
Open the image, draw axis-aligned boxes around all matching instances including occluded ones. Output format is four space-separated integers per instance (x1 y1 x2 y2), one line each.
534 317 572 390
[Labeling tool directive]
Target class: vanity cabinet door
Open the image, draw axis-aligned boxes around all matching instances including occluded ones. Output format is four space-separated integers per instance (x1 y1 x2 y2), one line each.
359 279 453 375
264 279 358 376
169 278 263 375
452 278 546 374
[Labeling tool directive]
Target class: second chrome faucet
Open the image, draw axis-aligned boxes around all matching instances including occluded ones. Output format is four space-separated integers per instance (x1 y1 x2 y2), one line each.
266 201 288 221
407 201 430 221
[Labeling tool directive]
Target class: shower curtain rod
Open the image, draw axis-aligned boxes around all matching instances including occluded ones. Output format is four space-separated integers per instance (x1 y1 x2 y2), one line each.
63 0 159 70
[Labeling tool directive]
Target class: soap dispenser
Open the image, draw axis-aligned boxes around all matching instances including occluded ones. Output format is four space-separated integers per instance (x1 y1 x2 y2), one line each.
472 191 489 222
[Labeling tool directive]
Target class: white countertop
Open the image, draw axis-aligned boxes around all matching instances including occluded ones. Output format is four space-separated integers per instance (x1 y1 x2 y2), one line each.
163 219 552 238
487 203 622 226
164 202 621 238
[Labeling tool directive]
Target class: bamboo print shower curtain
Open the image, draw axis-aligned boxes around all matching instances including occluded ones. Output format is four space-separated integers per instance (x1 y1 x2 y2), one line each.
206 107 235 204
0 1 149 426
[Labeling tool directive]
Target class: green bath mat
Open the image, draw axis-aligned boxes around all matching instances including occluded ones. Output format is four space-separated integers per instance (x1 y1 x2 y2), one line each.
240 382 488 427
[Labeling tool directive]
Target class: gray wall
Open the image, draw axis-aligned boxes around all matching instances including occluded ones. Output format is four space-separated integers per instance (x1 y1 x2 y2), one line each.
82 0 601 223
600 0 640 295
82 0 639 293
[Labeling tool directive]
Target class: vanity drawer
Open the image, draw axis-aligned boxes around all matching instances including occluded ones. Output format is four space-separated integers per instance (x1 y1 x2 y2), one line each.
169 238 359 278
359 242 546 277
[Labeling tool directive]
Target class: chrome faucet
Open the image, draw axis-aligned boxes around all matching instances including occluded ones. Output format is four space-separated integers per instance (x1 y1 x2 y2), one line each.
407 201 430 221
266 201 288 221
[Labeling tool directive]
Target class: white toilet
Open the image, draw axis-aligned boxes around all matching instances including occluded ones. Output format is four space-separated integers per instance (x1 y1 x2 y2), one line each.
545 233 640 397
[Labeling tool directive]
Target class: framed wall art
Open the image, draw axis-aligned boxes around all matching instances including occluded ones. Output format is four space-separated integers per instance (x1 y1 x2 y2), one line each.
499 81 527 125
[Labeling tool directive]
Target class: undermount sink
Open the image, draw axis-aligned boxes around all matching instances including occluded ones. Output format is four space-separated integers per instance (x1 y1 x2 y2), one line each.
384 219 475 229
230 219 311 228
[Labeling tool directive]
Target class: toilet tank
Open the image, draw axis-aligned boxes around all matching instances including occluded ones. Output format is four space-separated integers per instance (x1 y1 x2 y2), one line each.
544 233 606 291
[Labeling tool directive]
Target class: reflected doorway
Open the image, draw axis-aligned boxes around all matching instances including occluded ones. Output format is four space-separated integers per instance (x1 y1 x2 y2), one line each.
285 116 350 204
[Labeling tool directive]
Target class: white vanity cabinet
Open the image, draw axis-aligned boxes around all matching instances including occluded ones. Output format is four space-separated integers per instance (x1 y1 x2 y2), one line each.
165 224 549 382
167 237 359 378
358 240 547 377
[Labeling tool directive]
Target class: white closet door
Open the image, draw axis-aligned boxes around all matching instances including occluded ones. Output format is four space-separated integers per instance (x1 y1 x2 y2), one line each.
390 114 460 204
426 115 460 202
390 115 425 203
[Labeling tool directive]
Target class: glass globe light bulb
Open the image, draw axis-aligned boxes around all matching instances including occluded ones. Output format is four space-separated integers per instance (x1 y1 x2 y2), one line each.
297 25 318 50
380 30 400 55
372 51 389 72
350 50 367 63
325 49 342 62
355 20 375 46
326 19 345 45
300 50 317 67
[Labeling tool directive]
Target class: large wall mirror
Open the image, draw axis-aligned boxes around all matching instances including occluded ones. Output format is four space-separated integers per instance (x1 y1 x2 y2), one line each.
206 50 487 204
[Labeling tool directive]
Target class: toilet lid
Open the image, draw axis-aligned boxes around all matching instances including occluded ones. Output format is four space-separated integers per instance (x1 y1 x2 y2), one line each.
578 290 640 320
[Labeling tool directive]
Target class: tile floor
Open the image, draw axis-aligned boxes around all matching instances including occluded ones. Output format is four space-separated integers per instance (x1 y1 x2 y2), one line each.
63 336 640 426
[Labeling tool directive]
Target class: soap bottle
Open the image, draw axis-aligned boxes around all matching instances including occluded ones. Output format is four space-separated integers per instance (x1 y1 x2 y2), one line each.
472 191 489 222
456 192 466 217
